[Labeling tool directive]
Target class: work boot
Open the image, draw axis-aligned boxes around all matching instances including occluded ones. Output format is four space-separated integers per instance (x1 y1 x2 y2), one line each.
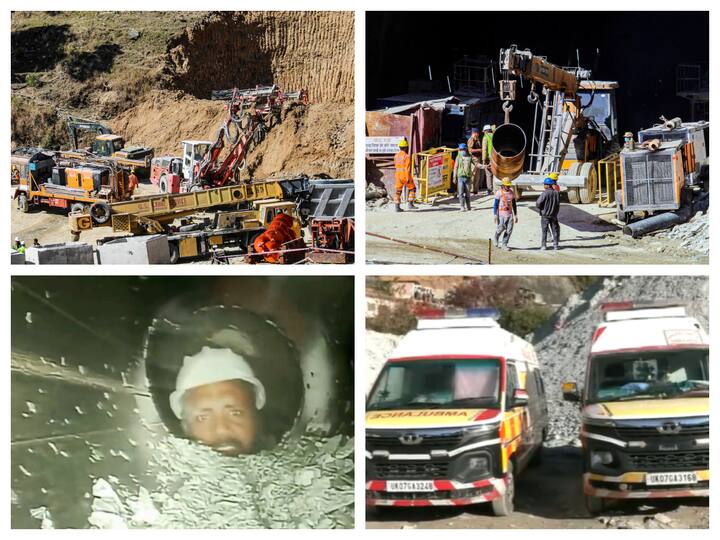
393 203 403 213
492 236 499 248
554 244 559 251
540 245 547 251
502 244 510 251
407 201 417 210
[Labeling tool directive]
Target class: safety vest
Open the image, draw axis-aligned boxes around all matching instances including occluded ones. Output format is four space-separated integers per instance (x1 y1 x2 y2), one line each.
456 155 472 177
394 150 411 182
498 188 514 214
484 132 494 159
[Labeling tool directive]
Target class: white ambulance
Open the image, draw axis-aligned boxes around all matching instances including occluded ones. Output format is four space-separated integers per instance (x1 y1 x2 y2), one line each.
365 308 548 516
563 302 709 514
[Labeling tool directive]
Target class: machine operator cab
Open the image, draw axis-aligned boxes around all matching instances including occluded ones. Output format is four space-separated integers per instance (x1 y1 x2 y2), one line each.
563 301 709 514
182 140 212 183
91 134 126 157
365 308 548 516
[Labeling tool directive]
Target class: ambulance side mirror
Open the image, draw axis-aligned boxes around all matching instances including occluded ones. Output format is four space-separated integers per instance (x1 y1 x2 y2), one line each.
562 382 581 402
512 388 529 407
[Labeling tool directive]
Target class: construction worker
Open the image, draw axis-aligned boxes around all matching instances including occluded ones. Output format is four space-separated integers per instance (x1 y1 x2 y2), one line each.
547 172 561 192
12 237 21 251
127 167 139 195
11 165 21 183
32 238 41 248
537 177 561 250
623 131 635 151
17 241 26 255
453 143 473 211
493 177 518 250
393 138 416 212
481 124 494 194
170 347 267 456
467 127 483 194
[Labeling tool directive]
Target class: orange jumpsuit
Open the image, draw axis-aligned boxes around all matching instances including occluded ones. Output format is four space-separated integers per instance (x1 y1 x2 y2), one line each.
128 172 139 194
394 150 415 203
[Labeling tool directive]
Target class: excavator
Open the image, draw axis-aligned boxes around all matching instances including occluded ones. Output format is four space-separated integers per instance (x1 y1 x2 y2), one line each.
494 45 620 203
158 85 308 194
63 116 154 172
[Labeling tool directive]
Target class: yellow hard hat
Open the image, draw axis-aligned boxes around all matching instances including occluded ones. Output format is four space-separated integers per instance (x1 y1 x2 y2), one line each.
398 138 409 148
549 172 559 181
501 177 512 187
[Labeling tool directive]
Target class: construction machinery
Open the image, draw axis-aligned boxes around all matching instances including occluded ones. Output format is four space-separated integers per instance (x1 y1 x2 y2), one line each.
14 150 130 214
63 115 154 172
305 179 355 263
497 45 620 203
151 85 308 194
69 177 311 263
616 118 709 236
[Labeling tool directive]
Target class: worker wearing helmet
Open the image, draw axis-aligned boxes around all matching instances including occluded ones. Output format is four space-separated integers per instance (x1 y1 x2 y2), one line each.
481 124 494 194
127 167 139 196
11 164 21 184
623 131 635 151
453 143 473 211
12 236 21 251
467 127 484 195
547 172 561 192
393 138 416 212
493 177 518 250
536 177 561 250
170 346 267 456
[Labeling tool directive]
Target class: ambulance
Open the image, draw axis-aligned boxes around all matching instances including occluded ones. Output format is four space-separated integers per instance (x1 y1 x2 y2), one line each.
365 308 548 515
563 302 709 514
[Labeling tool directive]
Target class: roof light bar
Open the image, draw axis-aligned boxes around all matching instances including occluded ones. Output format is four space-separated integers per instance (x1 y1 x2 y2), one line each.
600 300 686 313
415 307 501 320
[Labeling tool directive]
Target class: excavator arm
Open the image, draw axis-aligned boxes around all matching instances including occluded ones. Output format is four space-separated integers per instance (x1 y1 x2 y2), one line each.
66 115 113 150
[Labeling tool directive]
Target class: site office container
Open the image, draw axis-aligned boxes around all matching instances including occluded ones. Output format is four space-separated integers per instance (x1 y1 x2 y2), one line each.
563 303 709 514
365 313 548 515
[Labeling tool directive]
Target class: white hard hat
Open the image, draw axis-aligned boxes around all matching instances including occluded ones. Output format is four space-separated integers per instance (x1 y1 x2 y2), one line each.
483 124 492 131
14 237 20 242
169 346 266 419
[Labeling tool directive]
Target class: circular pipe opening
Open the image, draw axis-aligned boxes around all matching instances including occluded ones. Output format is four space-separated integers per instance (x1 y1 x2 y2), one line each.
144 304 304 452
492 123 527 157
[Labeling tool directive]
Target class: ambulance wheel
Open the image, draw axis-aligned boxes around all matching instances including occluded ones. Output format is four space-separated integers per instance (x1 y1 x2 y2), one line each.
579 162 598 204
585 495 606 516
17 193 29 213
159 175 168 193
492 462 515 516
90 201 111 225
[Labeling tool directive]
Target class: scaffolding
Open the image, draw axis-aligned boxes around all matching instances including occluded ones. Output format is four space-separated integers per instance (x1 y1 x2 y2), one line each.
452 56 495 97
676 64 709 121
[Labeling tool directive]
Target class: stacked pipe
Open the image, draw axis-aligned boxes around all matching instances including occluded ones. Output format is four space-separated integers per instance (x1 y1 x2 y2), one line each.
490 123 527 180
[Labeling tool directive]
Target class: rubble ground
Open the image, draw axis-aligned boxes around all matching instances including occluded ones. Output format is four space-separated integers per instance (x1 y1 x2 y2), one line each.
366 193 708 264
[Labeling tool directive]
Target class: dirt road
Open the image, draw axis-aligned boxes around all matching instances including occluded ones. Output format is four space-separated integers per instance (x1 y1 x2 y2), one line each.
367 445 709 529
366 192 707 265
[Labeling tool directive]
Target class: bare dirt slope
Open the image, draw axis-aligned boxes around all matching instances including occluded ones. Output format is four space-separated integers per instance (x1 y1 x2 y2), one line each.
11 11 354 179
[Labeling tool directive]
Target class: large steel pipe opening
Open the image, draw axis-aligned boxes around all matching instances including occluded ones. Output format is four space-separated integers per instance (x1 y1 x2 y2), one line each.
490 123 527 180
11 277 354 529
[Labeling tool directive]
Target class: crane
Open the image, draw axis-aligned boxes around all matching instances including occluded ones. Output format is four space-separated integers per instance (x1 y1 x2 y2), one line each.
497 45 619 203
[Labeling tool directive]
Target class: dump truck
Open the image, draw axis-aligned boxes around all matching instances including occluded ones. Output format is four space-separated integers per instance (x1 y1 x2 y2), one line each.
366 308 548 515
562 302 709 514
14 151 130 214
62 115 154 172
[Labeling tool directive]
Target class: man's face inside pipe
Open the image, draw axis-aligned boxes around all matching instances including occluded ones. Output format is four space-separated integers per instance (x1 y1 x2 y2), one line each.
182 380 258 456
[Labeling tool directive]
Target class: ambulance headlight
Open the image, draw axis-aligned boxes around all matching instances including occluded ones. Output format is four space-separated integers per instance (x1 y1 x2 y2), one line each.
452 452 492 482
590 450 614 467
464 422 500 439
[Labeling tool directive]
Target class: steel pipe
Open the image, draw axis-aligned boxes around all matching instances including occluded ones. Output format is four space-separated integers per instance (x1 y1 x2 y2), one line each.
490 123 527 180
623 206 692 238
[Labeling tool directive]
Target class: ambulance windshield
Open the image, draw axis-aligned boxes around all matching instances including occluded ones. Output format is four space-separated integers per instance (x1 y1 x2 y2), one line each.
587 349 709 403
367 358 501 410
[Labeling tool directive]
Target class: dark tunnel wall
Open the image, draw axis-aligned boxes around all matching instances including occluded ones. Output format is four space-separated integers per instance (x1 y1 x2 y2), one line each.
10 276 354 529
366 11 709 139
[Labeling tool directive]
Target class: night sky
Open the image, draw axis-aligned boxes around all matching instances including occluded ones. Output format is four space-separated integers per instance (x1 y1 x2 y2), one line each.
366 11 709 136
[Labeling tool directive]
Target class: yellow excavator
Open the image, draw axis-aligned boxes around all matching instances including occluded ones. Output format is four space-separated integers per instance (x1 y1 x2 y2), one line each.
494 44 620 203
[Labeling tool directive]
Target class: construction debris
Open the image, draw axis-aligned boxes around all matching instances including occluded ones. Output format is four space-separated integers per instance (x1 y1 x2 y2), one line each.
86 434 354 529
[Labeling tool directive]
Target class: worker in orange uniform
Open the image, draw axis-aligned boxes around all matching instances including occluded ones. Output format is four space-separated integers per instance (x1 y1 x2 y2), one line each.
393 138 416 212
127 167 139 196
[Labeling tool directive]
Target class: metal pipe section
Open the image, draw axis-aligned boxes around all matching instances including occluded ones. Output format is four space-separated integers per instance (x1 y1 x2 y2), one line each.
490 123 527 180
623 207 692 238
